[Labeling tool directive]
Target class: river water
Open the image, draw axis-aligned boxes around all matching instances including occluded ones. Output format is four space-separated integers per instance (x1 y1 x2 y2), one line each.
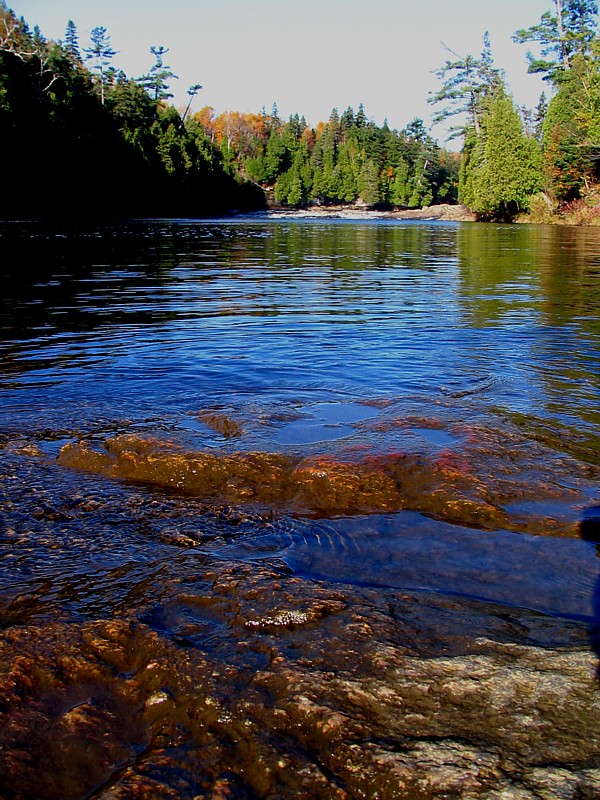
1 216 600 798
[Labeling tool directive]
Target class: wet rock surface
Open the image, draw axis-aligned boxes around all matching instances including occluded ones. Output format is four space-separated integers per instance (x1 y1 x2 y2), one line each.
54 420 599 536
0 554 599 800
1 427 599 799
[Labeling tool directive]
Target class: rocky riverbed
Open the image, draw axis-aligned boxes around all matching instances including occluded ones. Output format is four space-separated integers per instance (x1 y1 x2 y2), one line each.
1 429 599 799
2 216 600 798
1 544 599 799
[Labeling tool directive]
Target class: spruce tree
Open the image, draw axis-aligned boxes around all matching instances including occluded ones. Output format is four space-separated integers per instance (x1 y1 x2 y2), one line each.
64 20 80 64
358 158 381 206
534 92 548 142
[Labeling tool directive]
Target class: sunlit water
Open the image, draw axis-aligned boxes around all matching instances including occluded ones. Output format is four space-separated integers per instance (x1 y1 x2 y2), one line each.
1 216 600 623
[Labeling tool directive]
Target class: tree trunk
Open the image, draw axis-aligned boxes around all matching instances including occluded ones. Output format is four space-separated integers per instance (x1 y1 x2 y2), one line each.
555 0 571 70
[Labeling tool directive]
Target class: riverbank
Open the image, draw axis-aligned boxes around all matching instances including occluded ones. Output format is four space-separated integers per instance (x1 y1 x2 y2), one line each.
267 196 600 226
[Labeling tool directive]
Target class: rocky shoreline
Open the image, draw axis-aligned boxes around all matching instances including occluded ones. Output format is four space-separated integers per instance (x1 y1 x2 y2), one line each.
265 202 477 222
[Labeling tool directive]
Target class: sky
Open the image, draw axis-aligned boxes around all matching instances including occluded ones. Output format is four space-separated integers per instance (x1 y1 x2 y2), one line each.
12 0 552 145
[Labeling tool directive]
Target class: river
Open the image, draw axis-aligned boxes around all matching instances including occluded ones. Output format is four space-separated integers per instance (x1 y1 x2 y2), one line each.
1 216 600 799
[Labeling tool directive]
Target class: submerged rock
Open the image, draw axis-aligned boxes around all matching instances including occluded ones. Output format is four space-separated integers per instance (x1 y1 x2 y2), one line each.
0 558 598 799
56 435 409 513
55 430 596 535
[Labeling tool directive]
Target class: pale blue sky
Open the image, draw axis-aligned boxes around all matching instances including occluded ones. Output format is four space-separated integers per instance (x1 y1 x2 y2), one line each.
13 0 551 142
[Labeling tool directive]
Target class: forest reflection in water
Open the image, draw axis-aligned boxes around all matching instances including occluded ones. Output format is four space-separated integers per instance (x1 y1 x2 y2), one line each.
1 217 600 799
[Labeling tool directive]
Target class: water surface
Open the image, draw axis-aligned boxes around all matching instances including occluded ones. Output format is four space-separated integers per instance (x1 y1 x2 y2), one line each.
1 216 600 621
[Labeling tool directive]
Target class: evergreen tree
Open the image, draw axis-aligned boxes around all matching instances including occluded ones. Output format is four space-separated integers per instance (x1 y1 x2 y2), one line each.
139 45 178 102
358 158 381 206
405 118 428 142
182 83 202 123
84 25 117 105
0 4 264 218
262 130 291 183
428 34 502 138
336 143 359 202
460 85 543 217
391 159 411 206
269 102 281 131
534 92 549 142
310 125 338 200
356 102 367 128
541 47 600 198
64 20 80 64
513 0 598 81
340 106 355 135
408 152 434 208
108 71 157 140
458 128 481 208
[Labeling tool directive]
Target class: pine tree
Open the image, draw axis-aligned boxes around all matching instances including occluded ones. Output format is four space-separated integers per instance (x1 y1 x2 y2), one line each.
182 83 202 123
84 26 117 105
428 34 502 138
139 45 178 102
513 0 598 82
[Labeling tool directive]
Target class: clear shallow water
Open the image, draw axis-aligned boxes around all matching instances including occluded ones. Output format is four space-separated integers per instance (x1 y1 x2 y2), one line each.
1 216 600 622
218 512 600 622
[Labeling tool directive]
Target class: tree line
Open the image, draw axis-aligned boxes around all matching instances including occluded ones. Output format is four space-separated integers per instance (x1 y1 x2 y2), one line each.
1 0 599 220
189 0 600 220
0 3 263 218
195 104 460 209
428 0 600 219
